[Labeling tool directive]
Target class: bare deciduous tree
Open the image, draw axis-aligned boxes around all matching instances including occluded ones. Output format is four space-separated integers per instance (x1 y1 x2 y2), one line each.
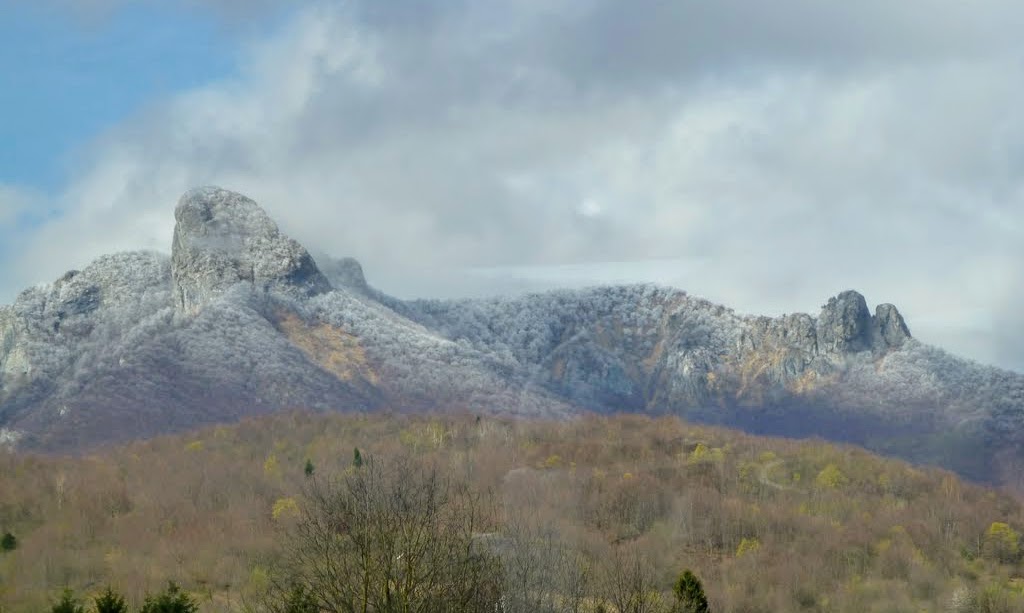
265 456 502 613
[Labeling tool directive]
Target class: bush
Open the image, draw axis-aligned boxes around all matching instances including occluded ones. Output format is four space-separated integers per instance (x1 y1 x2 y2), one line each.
139 582 198 613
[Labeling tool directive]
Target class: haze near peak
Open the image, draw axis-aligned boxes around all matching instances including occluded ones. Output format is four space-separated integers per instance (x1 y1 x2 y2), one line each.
1 1 1023 370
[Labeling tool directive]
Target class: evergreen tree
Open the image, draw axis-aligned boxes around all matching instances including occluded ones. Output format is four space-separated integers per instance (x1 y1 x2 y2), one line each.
0 531 16 552
93 586 129 613
304 459 315 478
674 570 710 613
50 589 85 613
352 447 363 468
139 582 198 613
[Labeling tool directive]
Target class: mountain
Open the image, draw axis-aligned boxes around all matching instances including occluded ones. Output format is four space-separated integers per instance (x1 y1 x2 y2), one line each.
2 187 1022 485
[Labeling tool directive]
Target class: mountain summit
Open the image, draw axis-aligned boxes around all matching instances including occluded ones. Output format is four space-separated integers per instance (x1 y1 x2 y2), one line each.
172 187 331 312
1 188 1022 486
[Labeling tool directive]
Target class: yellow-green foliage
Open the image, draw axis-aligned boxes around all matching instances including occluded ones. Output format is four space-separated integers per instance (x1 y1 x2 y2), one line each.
0 412 1022 612
687 442 724 465
263 453 280 479
736 537 761 558
815 463 848 489
271 497 300 522
983 521 1020 562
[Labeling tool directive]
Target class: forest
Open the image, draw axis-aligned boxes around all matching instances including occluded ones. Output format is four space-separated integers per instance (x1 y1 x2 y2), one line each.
1 412 1024 612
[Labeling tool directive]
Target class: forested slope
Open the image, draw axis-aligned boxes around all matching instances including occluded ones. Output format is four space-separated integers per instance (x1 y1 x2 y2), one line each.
2 412 1024 612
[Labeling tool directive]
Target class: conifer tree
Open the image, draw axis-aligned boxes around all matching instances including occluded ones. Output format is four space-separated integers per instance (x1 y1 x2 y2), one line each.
50 589 85 613
0 531 16 552
352 447 363 468
674 569 710 613
139 582 198 613
304 459 315 478
93 586 128 613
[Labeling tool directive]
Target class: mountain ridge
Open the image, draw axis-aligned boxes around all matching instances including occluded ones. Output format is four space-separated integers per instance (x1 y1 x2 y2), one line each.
2 187 1022 487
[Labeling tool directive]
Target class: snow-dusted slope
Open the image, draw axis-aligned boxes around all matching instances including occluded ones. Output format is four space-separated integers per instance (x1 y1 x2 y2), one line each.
2 187 1022 485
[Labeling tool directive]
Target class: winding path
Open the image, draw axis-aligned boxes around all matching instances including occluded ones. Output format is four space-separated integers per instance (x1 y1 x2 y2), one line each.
758 459 795 491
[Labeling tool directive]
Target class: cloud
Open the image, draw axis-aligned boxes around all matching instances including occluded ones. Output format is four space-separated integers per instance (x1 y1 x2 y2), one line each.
7 0 1024 369
19 0 288 24
0 185 34 228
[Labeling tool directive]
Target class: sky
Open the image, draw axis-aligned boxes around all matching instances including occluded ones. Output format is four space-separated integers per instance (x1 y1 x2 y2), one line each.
1 0 1024 371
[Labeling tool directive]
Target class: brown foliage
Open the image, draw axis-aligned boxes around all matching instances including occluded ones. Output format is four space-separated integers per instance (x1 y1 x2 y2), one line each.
1 412 1024 611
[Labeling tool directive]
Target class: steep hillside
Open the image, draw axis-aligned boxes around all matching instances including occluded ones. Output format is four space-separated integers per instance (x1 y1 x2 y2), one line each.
2 413 1024 612
1 187 1023 486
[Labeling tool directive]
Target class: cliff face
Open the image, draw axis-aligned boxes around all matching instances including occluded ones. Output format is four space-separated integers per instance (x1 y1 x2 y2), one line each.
171 187 331 313
1 187 1019 485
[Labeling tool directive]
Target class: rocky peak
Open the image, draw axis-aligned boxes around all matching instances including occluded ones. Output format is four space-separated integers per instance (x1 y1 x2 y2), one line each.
817 290 873 353
320 256 370 294
872 303 912 349
171 187 331 312
815 291 912 354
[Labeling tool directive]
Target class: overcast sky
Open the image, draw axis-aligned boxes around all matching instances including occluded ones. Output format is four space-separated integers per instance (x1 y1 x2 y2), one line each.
2 0 1024 371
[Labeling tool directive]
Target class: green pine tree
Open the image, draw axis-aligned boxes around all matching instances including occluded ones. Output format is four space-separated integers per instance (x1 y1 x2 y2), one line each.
93 586 129 613
0 531 16 552
139 582 198 613
352 447 363 469
304 459 315 478
50 588 85 613
674 569 710 613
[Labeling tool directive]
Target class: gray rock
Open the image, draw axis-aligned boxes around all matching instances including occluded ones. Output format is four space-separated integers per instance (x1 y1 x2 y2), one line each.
320 256 370 294
817 290 873 353
171 187 331 312
872 303 912 349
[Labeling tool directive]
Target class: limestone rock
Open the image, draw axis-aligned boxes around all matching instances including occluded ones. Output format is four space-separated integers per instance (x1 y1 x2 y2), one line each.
817 290 873 353
171 187 331 312
320 256 370 294
872 303 911 349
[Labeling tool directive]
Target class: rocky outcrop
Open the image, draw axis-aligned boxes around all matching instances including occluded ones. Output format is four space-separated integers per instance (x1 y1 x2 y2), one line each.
0 252 172 385
320 256 370 294
171 187 331 313
817 290 874 354
873 303 912 349
814 290 911 355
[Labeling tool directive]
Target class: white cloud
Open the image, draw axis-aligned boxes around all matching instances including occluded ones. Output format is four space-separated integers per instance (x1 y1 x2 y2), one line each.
7 0 1024 369
0 188 25 227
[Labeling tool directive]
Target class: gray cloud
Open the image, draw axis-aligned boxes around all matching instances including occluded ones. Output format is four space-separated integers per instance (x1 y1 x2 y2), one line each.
6 0 1024 369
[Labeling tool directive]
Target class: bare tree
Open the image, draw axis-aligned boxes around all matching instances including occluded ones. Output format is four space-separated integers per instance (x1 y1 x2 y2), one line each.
597 546 667 613
265 456 502 613
499 514 592 613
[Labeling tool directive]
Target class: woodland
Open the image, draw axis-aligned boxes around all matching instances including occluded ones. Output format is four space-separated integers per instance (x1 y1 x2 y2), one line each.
1 412 1024 612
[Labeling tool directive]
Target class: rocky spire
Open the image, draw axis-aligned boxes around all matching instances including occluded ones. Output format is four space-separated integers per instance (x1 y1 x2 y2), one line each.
872 303 912 349
816 290 911 354
171 187 331 312
817 290 873 353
